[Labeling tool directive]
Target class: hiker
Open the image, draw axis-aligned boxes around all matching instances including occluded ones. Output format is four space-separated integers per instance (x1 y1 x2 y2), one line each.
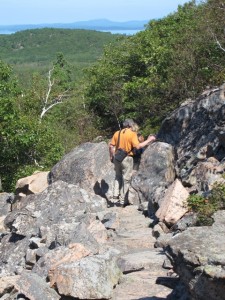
109 118 156 206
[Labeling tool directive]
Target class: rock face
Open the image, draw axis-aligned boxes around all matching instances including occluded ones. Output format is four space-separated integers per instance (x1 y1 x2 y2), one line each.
165 210 225 300
154 84 225 299
157 84 225 193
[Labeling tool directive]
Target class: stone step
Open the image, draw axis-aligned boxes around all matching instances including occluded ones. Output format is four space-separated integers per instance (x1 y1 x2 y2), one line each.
117 249 167 273
112 269 173 300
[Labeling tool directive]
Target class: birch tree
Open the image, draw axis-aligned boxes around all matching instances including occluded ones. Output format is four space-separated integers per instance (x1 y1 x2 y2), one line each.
40 66 69 120
40 52 72 121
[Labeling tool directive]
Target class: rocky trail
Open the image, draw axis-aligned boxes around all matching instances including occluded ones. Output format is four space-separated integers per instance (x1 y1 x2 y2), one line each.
105 205 175 300
1 84 225 299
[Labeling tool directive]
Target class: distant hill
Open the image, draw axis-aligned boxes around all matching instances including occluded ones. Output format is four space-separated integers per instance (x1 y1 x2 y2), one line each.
0 19 148 34
0 28 123 84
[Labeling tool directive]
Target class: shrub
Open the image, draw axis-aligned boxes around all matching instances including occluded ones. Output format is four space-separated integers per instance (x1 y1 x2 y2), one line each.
187 182 225 226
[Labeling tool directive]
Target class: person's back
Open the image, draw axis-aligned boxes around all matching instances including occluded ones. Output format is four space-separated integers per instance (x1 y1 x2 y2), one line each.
111 127 139 155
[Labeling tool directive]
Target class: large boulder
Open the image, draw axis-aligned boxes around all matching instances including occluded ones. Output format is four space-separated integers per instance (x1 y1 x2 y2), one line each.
48 141 114 199
15 171 49 197
165 210 225 300
15 271 60 300
131 142 176 216
158 83 225 193
4 180 107 247
155 179 189 226
48 249 122 299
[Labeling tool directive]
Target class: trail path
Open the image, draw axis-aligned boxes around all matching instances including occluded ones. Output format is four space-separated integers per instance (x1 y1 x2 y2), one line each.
106 205 175 300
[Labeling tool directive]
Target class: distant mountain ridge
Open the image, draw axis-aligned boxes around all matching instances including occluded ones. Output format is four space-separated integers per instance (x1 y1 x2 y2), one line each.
0 19 148 34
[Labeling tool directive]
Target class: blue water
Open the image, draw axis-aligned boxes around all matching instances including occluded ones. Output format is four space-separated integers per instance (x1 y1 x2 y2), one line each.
0 30 15 34
0 29 142 36
101 29 142 35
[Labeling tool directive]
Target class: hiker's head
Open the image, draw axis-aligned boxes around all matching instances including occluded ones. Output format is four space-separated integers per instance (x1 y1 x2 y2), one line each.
123 118 135 129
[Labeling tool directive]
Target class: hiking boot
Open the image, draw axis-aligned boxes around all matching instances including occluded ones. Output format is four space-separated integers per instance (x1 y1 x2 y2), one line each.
116 196 125 207
107 196 120 207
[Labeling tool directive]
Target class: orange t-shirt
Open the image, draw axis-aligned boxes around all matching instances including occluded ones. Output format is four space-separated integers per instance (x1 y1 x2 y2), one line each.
110 128 139 156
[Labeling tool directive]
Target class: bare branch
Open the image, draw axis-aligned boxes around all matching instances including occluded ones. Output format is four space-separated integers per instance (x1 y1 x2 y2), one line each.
44 68 54 106
209 28 225 53
39 66 70 122
40 90 69 120
40 101 62 120
215 38 225 52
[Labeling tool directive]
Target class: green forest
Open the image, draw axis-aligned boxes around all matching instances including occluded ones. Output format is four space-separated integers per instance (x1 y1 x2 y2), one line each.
0 0 224 191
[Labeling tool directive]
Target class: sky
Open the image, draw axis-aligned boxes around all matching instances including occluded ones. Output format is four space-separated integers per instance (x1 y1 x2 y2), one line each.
1 0 190 25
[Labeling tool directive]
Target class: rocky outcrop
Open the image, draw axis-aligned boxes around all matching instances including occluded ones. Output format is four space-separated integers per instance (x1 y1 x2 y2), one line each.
1 85 225 299
157 84 225 193
165 210 225 300
129 84 225 299
0 192 174 299
153 84 225 299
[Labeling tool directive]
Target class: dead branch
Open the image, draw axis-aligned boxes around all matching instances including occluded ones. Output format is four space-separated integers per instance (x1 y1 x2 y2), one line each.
215 38 225 53
39 67 70 121
209 28 225 53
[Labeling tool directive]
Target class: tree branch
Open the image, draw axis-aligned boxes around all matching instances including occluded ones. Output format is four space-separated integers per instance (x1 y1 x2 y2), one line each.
215 38 225 52
39 67 70 121
209 28 225 53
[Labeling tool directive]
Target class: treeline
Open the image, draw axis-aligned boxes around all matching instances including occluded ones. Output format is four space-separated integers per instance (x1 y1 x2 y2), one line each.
0 0 225 191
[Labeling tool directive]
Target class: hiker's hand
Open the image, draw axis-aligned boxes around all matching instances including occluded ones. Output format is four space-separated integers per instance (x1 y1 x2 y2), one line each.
147 135 156 143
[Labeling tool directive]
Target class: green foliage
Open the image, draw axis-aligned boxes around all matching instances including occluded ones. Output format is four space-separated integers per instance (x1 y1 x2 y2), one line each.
209 182 225 209
52 52 72 90
44 80 101 153
84 0 225 135
0 28 122 87
0 59 65 191
187 182 225 226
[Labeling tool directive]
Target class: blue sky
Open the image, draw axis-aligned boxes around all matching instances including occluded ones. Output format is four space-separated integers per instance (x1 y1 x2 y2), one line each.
1 0 190 25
